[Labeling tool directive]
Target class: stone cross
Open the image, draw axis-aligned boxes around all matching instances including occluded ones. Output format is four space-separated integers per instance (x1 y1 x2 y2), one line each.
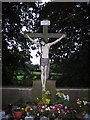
25 20 66 91
26 20 65 42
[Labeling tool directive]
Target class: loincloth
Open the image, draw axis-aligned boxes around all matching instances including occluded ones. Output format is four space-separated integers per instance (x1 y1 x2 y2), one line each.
40 58 49 66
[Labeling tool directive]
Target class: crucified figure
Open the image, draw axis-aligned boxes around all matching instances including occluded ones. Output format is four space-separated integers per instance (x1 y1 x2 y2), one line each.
25 34 66 91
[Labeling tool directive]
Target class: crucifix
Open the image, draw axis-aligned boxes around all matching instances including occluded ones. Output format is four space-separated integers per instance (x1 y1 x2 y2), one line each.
25 20 66 91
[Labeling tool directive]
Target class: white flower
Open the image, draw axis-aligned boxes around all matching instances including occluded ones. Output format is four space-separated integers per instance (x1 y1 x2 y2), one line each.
58 110 60 113
37 113 39 116
47 107 50 111
83 101 88 105
53 106 55 109
57 108 59 111
50 105 53 108
42 106 45 108
63 94 67 100
66 95 69 101
45 108 48 111
45 105 47 107
65 106 67 109
30 108 33 110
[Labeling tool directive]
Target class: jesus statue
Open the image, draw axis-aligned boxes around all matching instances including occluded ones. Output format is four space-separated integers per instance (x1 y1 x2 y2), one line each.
25 34 66 91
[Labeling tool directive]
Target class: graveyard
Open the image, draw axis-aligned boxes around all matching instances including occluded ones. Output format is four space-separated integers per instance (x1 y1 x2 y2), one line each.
1 1 90 120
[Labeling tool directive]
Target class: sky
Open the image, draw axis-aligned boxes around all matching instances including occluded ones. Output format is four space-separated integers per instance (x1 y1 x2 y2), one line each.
22 25 41 65
30 49 40 65
21 1 52 65
40 0 52 3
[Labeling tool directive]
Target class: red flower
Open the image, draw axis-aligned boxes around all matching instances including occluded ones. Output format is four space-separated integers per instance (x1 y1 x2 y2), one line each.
55 104 63 108
38 105 42 110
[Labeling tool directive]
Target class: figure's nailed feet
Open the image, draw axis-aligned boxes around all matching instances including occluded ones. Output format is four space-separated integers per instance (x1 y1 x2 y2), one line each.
42 86 45 92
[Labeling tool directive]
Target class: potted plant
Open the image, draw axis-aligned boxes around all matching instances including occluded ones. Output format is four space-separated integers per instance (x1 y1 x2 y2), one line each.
75 98 89 120
12 105 25 119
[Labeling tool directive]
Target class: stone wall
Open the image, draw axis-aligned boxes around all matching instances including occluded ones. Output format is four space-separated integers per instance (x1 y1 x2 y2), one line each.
1 80 90 109
56 88 89 105
2 87 32 109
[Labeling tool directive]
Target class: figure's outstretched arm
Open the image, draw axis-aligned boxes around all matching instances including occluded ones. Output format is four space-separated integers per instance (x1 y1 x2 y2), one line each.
25 34 40 46
49 34 66 46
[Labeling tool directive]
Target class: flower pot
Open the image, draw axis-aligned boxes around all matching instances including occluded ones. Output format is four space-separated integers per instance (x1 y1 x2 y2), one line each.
40 116 48 120
25 115 34 120
83 113 90 120
76 113 83 120
13 111 23 119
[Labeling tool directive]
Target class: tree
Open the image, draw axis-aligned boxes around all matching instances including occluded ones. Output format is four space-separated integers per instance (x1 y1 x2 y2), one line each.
2 2 90 87
2 2 40 85
39 2 90 87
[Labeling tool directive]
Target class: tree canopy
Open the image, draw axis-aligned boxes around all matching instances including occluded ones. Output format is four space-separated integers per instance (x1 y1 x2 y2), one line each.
2 2 90 87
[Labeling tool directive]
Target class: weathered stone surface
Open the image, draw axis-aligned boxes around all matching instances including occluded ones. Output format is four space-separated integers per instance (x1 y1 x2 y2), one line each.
32 80 42 100
32 80 56 100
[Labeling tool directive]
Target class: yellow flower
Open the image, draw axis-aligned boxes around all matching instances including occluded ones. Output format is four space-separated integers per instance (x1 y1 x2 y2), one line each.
36 97 39 101
45 98 50 104
56 92 61 97
41 109 44 112
77 101 82 104
77 99 82 105
45 90 50 95
21 108 25 111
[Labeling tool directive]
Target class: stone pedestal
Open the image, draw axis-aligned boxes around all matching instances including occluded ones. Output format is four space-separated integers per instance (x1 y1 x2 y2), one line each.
46 80 56 99
32 80 56 100
32 80 42 100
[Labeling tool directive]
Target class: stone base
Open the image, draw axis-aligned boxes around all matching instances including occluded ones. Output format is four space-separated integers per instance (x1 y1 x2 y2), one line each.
32 80 56 100
32 80 42 100
46 80 56 99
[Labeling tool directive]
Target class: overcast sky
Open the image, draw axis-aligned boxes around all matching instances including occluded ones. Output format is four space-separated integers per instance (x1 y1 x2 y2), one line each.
30 49 40 65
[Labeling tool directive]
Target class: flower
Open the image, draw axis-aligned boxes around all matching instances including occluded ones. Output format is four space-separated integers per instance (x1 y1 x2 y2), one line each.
55 104 63 109
76 98 88 107
37 90 51 105
25 106 33 112
36 97 39 101
42 90 51 99
45 98 51 104
56 91 70 104
77 99 82 105
45 90 50 96
66 95 69 101
76 98 89 114
21 108 25 111
83 100 88 105
56 92 61 97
